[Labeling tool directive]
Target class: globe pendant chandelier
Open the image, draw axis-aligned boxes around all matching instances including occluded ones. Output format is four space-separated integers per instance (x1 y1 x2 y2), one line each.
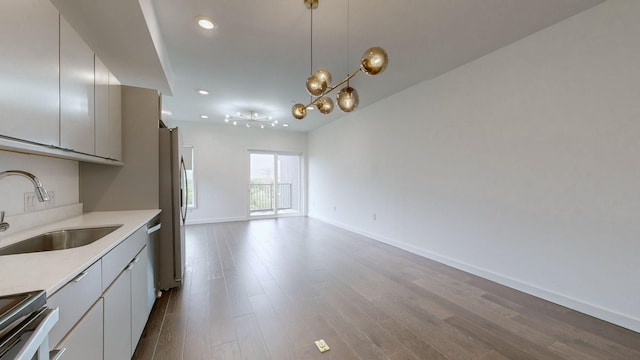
291 0 389 120
224 111 279 128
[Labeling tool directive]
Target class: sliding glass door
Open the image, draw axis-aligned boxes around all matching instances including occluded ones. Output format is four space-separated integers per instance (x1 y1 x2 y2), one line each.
249 152 301 217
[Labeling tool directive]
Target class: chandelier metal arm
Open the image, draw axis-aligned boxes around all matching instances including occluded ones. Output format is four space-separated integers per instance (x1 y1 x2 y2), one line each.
291 0 388 120
304 68 362 108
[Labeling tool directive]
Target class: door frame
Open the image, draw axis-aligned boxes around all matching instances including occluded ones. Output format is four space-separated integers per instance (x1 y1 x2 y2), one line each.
248 150 304 219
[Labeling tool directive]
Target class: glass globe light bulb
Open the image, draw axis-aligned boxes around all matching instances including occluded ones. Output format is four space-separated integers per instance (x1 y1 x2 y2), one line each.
306 74 326 96
316 97 334 114
337 86 359 112
291 103 307 120
361 46 389 75
314 69 332 87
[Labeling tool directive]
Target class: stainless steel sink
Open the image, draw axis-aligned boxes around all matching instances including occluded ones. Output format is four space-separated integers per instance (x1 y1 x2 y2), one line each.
0 225 122 256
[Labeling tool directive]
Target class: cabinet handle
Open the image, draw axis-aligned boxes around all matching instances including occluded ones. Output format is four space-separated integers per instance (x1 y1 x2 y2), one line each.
50 348 66 360
132 257 140 263
71 271 88 283
126 263 135 271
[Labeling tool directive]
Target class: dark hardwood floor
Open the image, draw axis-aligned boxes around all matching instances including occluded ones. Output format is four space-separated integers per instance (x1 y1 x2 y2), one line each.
132 217 640 360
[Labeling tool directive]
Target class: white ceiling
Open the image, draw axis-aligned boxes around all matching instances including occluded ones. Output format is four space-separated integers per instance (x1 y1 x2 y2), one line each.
54 0 604 132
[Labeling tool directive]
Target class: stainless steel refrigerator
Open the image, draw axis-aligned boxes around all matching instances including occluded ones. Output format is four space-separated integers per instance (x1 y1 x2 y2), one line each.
158 127 187 290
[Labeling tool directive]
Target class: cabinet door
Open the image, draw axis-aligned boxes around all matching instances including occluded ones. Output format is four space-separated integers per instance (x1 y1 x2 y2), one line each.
94 55 110 158
95 57 122 161
0 0 59 145
103 269 132 360
60 16 95 154
108 73 122 160
54 298 104 360
131 246 149 354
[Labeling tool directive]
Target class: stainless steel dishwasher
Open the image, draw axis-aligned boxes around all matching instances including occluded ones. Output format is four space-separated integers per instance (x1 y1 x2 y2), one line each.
0 290 60 360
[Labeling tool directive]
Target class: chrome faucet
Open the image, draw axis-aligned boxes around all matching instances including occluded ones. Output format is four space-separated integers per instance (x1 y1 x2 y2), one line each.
0 170 50 202
0 170 50 233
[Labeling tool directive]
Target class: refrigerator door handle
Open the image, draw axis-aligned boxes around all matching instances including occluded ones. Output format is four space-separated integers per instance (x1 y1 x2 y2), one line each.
180 157 188 224
147 222 162 235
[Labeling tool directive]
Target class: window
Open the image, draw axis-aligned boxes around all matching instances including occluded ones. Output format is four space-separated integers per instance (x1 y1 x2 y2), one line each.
183 145 196 208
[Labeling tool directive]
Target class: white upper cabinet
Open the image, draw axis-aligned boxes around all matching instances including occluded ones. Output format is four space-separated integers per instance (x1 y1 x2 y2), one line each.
94 55 109 157
95 55 122 160
60 16 95 155
0 0 59 145
108 73 122 161
1 3 123 164
95 55 121 160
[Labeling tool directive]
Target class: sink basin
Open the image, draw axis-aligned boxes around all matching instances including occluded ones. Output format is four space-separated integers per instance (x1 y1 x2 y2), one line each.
0 225 122 256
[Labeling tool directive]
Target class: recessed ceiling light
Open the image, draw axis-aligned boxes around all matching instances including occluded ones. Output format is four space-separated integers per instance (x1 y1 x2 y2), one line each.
200 115 209 119
161 110 172 116
198 89 209 95
196 16 215 30
283 124 289 127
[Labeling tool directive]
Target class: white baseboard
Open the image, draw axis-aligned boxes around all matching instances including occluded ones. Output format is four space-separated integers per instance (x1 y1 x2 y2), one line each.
308 214 640 333
185 213 305 226
185 216 247 225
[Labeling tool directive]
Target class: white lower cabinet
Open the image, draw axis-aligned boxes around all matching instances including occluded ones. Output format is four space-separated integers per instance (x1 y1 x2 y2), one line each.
104 245 148 359
53 298 104 360
131 246 149 353
48 224 155 360
104 268 132 360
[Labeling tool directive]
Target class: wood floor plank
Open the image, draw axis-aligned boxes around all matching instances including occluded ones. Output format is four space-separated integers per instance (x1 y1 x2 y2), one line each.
186 285 237 347
314 297 391 360
248 293 297 360
379 318 449 360
234 313 271 360
132 335 157 360
374 295 492 359
547 341 608 360
152 312 186 360
408 279 566 360
140 290 170 340
211 341 242 360
316 281 402 357
133 218 640 360
389 348 422 360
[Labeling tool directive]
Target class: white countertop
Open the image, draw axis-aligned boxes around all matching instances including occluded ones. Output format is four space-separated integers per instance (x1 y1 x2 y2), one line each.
0 209 161 297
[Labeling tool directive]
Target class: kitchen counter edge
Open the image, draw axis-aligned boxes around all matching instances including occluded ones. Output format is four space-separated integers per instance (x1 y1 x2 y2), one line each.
0 209 161 297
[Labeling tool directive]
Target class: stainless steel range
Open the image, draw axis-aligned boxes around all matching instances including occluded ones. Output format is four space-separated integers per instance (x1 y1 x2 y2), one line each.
0 291 60 360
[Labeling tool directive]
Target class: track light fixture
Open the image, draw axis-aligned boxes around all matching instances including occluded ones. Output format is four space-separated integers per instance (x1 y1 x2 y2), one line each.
224 111 281 129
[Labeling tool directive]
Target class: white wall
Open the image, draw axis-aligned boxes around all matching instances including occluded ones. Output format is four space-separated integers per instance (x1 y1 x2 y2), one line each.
0 150 79 216
173 122 307 224
308 0 640 331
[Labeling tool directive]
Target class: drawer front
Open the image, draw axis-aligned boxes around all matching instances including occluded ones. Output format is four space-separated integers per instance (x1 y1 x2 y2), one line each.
53 298 104 360
101 226 146 291
48 260 102 348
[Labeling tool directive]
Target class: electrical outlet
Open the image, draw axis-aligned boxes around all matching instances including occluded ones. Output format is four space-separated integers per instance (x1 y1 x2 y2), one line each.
24 192 37 212
45 191 56 209
373 213 377 221
24 191 55 212
314 339 330 353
